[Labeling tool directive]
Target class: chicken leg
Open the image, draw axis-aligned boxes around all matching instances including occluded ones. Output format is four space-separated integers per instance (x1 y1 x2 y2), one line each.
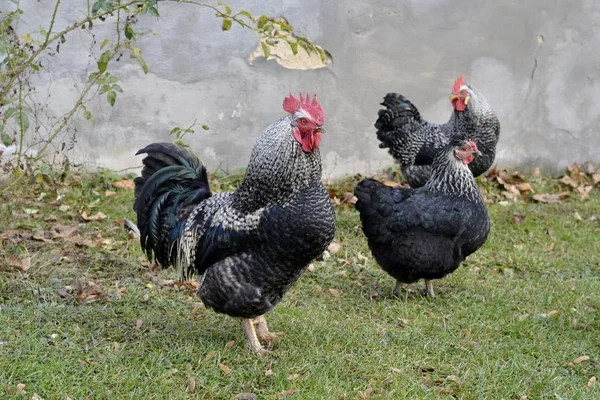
241 318 266 354
254 315 283 342
425 280 435 298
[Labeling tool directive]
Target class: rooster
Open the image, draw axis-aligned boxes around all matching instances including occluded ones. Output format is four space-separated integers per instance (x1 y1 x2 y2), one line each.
133 93 335 353
375 76 500 188
354 136 490 297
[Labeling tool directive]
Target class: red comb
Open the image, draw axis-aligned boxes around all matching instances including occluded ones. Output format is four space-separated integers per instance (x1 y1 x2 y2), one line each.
282 92 325 126
452 76 465 94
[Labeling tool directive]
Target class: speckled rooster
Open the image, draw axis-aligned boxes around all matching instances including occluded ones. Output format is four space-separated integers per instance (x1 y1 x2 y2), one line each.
133 93 335 354
375 76 500 188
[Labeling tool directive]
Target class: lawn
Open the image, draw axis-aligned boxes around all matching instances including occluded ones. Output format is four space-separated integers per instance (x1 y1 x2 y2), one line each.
1 170 599 399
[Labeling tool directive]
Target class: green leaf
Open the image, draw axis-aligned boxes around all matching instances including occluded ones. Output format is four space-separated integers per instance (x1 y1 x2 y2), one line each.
19 111 30 133
222 19 232 31
31 63 40 72
257 15 269 30
135 56 148 74
111 84 123 93
100 38 110 49
125 23 135 40
107 91 117 106
288 41 298 55
97 51 110 73
91 0 105 15
148 6 159 18
225 5 232 15
99 84 111 94
88 71 99 82
1 132 12 147
4 107 17 119
170 127 181 136
261 42 270 58
239 10 252 19
202 125 210 130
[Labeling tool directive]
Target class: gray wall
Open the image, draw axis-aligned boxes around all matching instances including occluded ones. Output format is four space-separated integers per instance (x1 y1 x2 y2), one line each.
4 0 600 177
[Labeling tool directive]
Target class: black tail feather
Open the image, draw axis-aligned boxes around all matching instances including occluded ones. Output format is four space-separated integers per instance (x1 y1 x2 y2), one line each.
375 93 421 149
133 143 212 267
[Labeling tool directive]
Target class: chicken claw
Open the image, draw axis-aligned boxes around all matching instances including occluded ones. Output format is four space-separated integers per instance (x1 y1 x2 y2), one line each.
254 315 283 342
425 280 436 298
241 318 267 355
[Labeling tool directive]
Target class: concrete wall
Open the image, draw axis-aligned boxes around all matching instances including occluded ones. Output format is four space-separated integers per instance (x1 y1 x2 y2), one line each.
3 0 600 177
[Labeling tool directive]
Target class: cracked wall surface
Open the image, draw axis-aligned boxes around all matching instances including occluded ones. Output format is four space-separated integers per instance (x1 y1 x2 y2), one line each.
3 0 600 177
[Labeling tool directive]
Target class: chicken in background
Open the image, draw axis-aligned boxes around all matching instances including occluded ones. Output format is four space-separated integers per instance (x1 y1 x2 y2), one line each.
133 93 335 354
375 76 500 188
354 136 490 297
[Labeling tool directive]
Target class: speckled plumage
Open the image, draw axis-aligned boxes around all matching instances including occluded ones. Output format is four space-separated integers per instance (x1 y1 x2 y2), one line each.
376 82 500 188
134 114 335 320
354 136 490 291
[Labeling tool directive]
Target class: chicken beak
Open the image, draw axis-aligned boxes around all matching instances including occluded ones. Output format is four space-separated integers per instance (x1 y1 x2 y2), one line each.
316 127 326 134
464 95 471 106
473 148 482 157
450 94 458 101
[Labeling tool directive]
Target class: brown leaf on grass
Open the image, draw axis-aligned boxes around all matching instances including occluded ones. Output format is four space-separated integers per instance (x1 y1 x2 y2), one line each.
79 211 107 222
306 264 315 273
516 182 534 193
561 175 579 188
276 389 298 398
592 173 600 184
264 368 274 377
287 374 300 382
446 375 460 383
203 350 216 361
390 367 401 374
112 179 135 190
77 282 107 303
532 167 541 178
43 215 58 222
574 355 590 364
567 162 582 175
342 192 357 206
328 288 341 297
186 377 196 394
588 376 597 388
5 254 31 271
104 190 117 197
113 342 121 352
544 243 556 252
175 280 200 291
16 383 26 395
51 224 80 238
224 340 235 350
577 185 593 199
513 213 526 224
219 363 231 375
233 394 257 400
32 231 52 243
135 319 143 331
532 192 570 203
583 162 595 175
327 242 342 254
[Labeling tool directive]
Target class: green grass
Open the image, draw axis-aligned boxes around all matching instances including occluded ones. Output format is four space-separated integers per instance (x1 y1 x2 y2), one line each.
1 174 599 399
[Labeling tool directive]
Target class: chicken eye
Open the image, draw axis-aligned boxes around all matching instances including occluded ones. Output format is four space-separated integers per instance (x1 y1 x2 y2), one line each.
299 118 308 126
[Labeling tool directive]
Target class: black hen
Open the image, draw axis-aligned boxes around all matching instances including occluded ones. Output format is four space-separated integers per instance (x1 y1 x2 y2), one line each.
355 136 490 297
133 93 335 353
376 76 500 188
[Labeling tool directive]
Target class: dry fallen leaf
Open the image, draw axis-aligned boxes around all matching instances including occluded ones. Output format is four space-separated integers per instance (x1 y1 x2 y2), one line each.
382 179 401 187
187 377 196 394
219 363 231 375
513 213 525 224
224 340 235 350
327 242 342 254
104 190 117 197
112 179 135 190
5 254 31 271
328 288 341 297
79 211 107 222
532 192 570 203
233 394 257 400
51 224 80 238
203 350 217 361
516 182 534 193
276 389 298 398
113 342 121 352
560 175 579 188
306 264 315 273
342 192 357 206
588 376 597 388
446 375 460 383
31 393 42 400
135 319 143 331
287 374 300 381
390 367 401 374
264 368 273 377
544 242 556 252
16 383 26 395
574 355 590 364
